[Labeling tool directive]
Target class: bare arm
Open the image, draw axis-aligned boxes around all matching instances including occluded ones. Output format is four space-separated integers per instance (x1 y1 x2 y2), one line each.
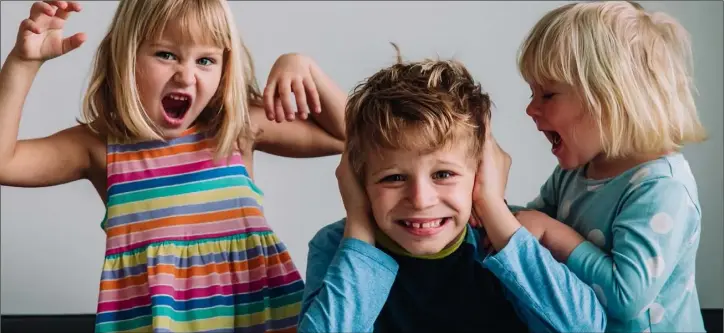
0 55 93 187
251 106 344 158
1 1 90 187
307 60 346 141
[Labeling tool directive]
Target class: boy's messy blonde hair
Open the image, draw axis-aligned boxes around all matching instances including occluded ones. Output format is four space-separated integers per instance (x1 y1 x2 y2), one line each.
80 0 261 157
346 44 491 180
518 1 706 158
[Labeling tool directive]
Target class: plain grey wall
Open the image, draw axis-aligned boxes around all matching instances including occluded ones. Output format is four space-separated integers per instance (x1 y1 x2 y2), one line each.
1 1 721 314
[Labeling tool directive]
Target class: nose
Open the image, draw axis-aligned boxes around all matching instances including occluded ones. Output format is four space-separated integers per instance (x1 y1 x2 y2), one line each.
526 100 542 118
406 178 439 210
173 63 196 86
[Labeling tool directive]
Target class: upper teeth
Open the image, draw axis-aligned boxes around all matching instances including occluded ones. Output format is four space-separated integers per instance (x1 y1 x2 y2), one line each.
168 94 188 101
553 136 561 144
402 219 444 228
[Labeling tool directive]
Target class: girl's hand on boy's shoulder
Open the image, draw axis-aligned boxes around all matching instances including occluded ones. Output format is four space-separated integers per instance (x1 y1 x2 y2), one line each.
263 53 322 123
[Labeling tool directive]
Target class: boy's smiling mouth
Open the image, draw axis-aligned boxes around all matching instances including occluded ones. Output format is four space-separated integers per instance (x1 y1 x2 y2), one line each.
396 217 451 236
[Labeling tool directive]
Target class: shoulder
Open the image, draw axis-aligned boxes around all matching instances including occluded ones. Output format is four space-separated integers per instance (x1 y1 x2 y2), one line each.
616 154 701 222
309 218 347 251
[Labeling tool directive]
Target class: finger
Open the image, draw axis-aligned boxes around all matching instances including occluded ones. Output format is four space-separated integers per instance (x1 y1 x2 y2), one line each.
64 1 82 12
263 80 277 121
20 18 42 34
278 77 296 121
303 77 322 114
61 32 86 54
30 1 56 21
274 98 285 123
292 78 310 120
44 1 69 10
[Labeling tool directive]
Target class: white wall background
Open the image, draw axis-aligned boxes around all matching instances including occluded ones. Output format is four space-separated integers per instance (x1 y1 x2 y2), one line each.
1 1 722 314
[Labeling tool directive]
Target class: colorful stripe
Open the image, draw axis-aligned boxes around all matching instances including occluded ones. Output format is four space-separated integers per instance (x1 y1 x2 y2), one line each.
96 128 303 332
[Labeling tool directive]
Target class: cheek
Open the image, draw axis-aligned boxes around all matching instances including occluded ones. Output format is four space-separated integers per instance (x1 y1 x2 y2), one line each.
440 181 474 212
366 186 396 220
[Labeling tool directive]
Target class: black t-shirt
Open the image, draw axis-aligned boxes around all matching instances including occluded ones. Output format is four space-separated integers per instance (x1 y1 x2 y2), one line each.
373 230 530 333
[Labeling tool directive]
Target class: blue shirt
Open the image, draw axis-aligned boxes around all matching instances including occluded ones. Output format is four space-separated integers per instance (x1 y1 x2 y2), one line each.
298 219 607 332
527 152 705 332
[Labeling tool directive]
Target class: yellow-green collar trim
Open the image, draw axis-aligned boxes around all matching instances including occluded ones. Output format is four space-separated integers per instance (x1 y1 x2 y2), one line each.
375 227 467 260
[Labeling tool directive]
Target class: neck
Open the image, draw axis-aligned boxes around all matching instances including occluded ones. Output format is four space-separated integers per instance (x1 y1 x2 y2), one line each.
375 227 468 260
587 150 674 179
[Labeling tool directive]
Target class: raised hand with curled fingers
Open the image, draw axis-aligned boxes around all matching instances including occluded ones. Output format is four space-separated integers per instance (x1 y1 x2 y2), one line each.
11 1 86 64
263 53 323 123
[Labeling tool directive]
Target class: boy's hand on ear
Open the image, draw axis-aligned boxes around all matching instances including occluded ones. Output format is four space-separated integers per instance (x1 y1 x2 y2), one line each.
263 53 322 123
336 151 375 245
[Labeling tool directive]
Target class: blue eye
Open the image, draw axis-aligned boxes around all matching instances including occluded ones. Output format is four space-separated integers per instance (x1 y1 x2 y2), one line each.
155 51 175 60
433 171 454 179
381 174 405 183
198 58 215 66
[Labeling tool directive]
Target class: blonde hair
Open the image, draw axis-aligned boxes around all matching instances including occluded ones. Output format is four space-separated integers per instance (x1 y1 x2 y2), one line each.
518 1 706 158
80 0 262 157
346 44 492 180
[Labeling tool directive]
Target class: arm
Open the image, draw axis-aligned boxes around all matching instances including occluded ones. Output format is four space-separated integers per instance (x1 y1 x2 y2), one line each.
478 200 607 332
564 177 699 320
254 54 346 157
0 54 92 187
524 167 561 218
251 106 344 158
306 59 346 141
299 219 398 333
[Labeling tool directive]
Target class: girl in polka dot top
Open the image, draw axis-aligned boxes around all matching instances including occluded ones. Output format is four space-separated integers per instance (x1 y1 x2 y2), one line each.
503 2 706 332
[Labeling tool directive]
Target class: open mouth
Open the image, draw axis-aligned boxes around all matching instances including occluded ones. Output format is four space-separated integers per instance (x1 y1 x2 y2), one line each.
396 218 450 229
543 131 562 152
161 93 192 125
395 217 451 237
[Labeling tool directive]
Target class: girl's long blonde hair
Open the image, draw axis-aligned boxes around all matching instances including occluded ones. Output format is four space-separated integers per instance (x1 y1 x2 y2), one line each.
80 0 261 158
518 1 706 158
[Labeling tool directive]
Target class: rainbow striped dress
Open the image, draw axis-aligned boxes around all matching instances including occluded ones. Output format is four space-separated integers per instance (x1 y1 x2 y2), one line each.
95 127 304 332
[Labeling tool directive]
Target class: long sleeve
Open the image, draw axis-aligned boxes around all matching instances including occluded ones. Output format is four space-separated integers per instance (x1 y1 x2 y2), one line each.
525 167 561 219
566 177 700 320
482 227 607 332
298 221 399 333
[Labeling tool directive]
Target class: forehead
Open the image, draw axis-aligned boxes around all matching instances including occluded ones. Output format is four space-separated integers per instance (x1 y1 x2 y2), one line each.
366 143 476 171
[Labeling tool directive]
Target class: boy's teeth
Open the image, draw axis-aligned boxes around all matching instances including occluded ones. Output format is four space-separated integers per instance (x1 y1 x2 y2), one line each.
402 219 443 228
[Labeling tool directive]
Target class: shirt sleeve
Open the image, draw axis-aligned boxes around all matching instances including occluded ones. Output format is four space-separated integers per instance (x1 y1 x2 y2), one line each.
525 167 560 219
566 176 700 320
482 227 607 332
298 221 399 333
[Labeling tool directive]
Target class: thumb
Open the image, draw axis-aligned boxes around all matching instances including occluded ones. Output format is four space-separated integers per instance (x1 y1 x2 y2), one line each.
61 32 86 55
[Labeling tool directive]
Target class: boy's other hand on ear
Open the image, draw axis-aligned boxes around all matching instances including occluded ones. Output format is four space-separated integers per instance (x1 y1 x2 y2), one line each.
336 151 375 245
472 131 511 210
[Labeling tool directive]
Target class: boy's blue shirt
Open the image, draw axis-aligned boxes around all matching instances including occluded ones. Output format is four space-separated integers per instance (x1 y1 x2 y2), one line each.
298 217 607 332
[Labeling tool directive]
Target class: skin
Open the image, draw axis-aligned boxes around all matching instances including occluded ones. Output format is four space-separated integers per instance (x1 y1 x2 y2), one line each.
364 145 478 256
0 1 346 205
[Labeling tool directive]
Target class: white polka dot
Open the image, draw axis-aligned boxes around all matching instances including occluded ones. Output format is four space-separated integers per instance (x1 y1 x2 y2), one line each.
560 200 572 220
587 229 606 248
646 256 665 278
587 184 602 191
650 212 674 234
649 303 665 324
592 284 607 306
630 167 650 184
686 274 696 292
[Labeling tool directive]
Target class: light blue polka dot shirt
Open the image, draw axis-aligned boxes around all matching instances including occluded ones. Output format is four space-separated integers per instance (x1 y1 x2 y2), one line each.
527 152 706 332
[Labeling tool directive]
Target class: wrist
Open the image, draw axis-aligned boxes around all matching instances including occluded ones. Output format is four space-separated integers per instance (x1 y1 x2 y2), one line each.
4 52 43 72
343 215 375 245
